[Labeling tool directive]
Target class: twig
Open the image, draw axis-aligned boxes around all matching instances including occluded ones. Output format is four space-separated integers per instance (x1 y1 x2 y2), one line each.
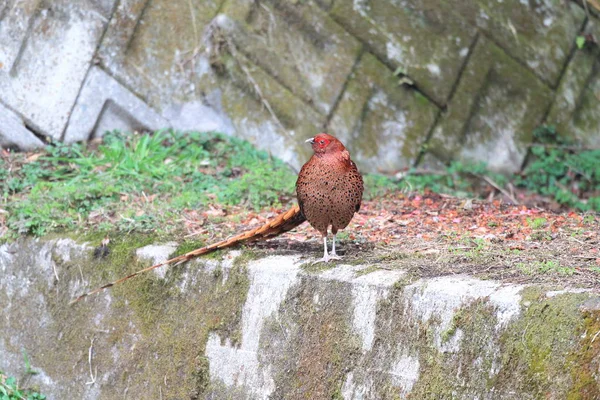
477 174 520 205
569 236 586 245
188 0 198 44
591 328 600 343
583 0 590 18
521 321 531 347
394 169 449 180
130 63 160 90
527 142 600 151
85 337 97 385
589 0 600 13
277 317 288 341
52 261 59 282
78 263 84 283
572 255 598 260
206 20 288 134
226 38 287 132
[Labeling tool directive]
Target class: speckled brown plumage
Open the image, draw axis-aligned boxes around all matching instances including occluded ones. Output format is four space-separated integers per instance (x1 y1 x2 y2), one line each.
296 133 363 261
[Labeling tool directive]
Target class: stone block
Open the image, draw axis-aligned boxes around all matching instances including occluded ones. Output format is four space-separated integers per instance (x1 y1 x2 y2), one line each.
63 67 170 143
328 53 439 173
97 0 223 108
0 102 45 150
441 0 586 87
221 0 362 116
0 0 43 70
547 17 600 147
330 0 477 105
0 0 111 140
428 37 553 173
211 36 323 169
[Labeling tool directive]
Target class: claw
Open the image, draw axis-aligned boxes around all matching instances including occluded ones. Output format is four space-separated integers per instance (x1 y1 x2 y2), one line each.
314 234 343 263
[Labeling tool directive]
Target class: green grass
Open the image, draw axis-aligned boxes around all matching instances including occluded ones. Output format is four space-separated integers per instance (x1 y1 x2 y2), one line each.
517 260 574 276
0 130 296 238
527 217 547 230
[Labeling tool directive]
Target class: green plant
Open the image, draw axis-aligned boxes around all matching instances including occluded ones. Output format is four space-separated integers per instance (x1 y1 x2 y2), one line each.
583 215 596 225
363 173 398 199
20 350 37 376
517 260 573 276
527 217 547 229
0 372 46 400
516 125 600 212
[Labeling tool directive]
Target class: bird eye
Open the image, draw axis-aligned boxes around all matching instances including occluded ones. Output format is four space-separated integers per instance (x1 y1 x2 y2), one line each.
319 140 325 145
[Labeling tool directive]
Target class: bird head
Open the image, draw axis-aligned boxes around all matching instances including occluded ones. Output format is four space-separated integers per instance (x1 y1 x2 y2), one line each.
305 133 346 155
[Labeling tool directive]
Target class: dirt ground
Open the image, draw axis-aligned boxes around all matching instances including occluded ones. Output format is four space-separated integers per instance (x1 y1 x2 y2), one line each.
208 191 600 288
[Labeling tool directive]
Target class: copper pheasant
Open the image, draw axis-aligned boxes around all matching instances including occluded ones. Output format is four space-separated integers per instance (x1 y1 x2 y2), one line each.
296 133 364 262
71 133 362 303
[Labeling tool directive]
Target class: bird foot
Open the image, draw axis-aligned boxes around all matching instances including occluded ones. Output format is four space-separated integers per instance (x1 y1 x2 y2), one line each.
312 254 342 264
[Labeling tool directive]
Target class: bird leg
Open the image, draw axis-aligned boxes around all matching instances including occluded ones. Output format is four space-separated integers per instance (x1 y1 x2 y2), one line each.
313 234 341 263
313 236 330 263
329 233 342 260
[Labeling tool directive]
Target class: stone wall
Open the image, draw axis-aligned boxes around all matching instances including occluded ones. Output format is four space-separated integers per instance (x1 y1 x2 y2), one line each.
0 0 599 173
2 238 600 399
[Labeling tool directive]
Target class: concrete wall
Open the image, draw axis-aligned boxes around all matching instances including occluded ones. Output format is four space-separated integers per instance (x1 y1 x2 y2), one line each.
1 238 600 399
0 0 599 173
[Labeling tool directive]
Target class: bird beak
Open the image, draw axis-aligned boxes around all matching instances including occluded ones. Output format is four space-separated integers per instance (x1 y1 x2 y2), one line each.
305 137 315 144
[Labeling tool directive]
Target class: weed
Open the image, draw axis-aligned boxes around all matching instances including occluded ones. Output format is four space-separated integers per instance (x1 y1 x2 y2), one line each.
20 350 37 376
366 125 600 213
517 260 574 276
527 217 547 229
583 215 596 225
472 238 486 251
363 174 398 199
0 371 46 400
529 231 553 241
516 125 600 212
354 265 379 277
2 126 599 240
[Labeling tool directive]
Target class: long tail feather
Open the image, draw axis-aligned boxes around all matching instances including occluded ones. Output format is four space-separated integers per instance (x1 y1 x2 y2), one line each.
70 205 306 304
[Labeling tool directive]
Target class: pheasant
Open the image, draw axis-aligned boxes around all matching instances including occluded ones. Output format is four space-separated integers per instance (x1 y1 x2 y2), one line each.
71 133 363 303
297 133 364 262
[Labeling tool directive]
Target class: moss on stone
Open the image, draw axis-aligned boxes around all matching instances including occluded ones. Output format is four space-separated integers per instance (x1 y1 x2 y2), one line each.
493 287 590 398
327 53 438 172
408 299 499 398
300 259 338 273
22 236 253 399
567 309 600 399
427 36 553 172
261 277 362 399
354 265 379 277
5 235 600 398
